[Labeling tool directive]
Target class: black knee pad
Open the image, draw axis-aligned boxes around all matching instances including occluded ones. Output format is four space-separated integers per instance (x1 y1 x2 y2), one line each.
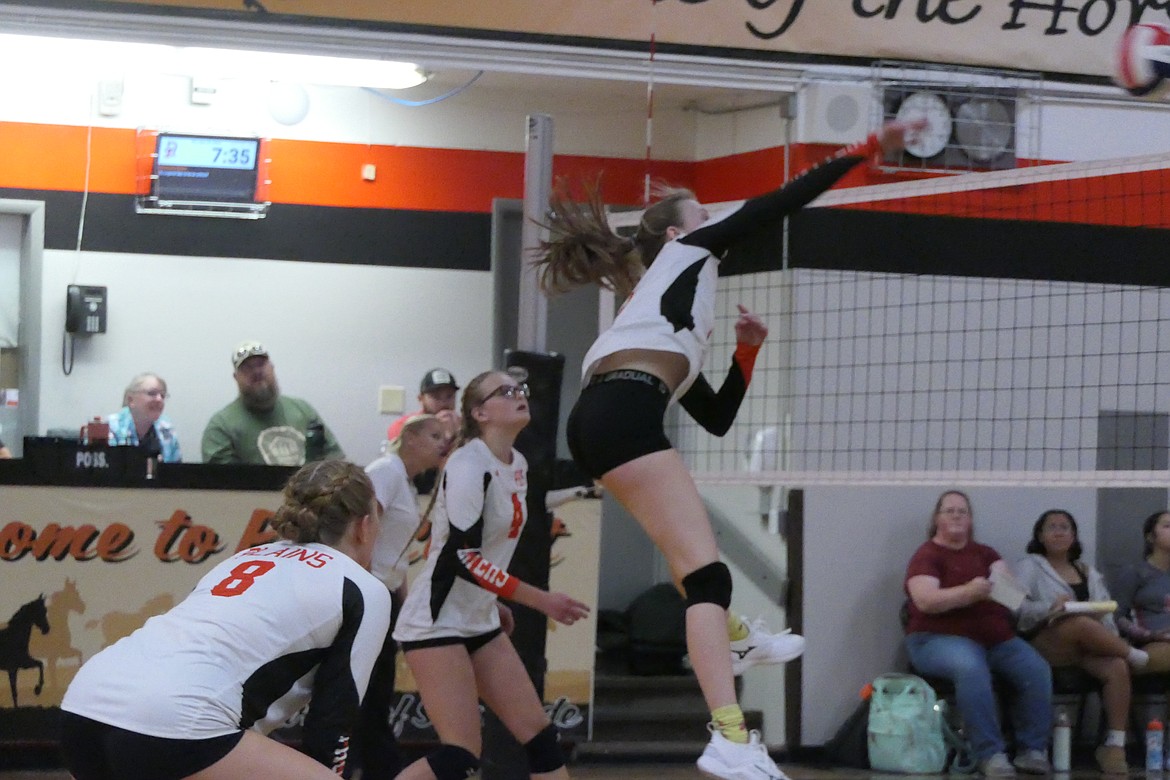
682 561 732 609
524 723 564 773
426 744 480 780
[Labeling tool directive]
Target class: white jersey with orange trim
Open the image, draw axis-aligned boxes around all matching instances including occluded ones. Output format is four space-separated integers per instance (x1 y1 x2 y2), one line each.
582 143 876 404
61 541 390 773
366 452 420 591
582 237 718 404
393 437 528 642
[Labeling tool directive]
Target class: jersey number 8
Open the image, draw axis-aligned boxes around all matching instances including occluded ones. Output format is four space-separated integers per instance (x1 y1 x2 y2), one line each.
211 560 277 597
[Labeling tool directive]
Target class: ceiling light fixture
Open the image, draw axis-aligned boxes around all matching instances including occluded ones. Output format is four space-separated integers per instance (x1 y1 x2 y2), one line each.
0 34 428 90
179 47 429 89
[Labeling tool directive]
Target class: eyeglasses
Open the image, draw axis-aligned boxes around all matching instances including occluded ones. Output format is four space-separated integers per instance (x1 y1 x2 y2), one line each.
137 389 168 399
940 507 970 516
481 383 530 403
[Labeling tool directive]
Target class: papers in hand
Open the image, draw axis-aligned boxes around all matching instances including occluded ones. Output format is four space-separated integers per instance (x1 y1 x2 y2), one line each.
988 569 1026 611
1062 600 1117 615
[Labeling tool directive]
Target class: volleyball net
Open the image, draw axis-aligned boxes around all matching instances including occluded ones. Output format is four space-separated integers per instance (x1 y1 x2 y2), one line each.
677 152 1170 488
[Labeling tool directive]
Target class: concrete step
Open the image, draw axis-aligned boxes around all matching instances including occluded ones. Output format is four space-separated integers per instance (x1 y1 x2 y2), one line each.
591 705 764 742
593 672 744 706
572 740 707 764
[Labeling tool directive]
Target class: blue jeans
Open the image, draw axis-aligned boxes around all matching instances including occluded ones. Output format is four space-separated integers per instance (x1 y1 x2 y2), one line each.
905 633 1052 761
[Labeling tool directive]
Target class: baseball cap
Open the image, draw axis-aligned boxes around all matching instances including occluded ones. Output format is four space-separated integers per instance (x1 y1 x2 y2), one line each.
420 368 458 393
232 341 269 370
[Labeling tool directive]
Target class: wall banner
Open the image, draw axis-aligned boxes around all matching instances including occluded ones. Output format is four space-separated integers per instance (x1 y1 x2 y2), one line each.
105 0 1167 80
0 485 598 746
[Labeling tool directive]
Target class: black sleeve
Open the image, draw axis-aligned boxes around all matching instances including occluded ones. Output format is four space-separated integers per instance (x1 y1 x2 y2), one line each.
301 578 383 778
680 153 867 260
678 356 751 437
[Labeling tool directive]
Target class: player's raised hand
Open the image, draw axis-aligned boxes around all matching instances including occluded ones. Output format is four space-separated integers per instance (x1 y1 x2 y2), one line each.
877 117 929 156
734 304 768 347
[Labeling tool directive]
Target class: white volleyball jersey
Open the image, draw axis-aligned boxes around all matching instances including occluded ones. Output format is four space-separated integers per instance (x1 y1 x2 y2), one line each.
581 147 873 404
62 541 390 772
581 238 718 404
394 438 528 642
366 453 420 591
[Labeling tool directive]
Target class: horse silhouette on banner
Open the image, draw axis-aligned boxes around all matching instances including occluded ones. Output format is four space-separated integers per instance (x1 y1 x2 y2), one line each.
0 595 50 708
29 578 87 694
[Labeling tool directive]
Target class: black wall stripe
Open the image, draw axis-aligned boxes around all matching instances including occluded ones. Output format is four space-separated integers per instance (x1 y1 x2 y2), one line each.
721 209 1170 288
0 188 491 271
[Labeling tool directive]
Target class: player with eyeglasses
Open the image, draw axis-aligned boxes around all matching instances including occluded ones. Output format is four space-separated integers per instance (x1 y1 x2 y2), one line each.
393 369 589 780
482 382 530 401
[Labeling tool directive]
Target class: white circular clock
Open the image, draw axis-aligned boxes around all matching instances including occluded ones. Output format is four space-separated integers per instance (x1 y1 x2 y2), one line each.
895 91 953 159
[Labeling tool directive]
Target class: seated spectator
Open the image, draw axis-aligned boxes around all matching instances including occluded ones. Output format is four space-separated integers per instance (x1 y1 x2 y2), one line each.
202 341 344 465
1113 510 1170 672
1015 509 1144 775
107 372 182 463
386 368 460 450
904 490 1052 778
386 368 460 493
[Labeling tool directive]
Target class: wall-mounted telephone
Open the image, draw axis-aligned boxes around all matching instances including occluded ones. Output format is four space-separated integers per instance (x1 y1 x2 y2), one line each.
65 285 108 335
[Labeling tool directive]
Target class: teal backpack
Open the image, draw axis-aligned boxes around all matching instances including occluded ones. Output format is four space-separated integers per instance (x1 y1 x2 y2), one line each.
867 673 970 774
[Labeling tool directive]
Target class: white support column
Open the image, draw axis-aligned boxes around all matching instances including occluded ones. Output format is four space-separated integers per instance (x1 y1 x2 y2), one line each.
517 113 553 353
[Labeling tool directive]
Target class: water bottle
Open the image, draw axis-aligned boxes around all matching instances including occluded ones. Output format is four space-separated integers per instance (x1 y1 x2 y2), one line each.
1147 719 1164 773
1052 711 1071 773
304 420 325 464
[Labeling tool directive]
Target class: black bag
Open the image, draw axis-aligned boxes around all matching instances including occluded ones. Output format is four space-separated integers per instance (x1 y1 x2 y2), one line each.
823 698 870 769
626 583 688 675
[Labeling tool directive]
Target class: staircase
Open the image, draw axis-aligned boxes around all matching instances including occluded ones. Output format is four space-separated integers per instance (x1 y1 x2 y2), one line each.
573 659 762 763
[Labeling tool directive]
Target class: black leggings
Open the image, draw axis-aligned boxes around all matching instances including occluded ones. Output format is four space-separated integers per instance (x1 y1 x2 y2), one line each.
567 371 672 478
356 591 404 780
60 711 243 780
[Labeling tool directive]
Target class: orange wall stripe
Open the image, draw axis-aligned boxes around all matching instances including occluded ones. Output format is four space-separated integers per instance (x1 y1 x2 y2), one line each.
695 147 787 202
838 168 1170 229
0 121 700 213
0 123 138 194
5 121 1164 229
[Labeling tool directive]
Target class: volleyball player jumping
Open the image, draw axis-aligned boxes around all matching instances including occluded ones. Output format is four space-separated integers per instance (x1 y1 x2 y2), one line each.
536 119 920 779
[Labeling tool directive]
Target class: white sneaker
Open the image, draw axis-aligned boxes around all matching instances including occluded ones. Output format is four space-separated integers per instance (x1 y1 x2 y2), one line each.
697 726 789 780
730 616 806 675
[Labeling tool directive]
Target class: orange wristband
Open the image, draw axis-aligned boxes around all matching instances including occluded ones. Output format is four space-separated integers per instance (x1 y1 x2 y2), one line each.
734 342 761 383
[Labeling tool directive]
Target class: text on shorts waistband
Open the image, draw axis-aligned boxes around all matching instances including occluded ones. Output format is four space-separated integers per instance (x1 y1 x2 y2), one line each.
586 369 669 395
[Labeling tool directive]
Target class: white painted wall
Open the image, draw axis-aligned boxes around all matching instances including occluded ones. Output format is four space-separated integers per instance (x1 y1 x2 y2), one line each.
0 69 705 160
36 249 492 465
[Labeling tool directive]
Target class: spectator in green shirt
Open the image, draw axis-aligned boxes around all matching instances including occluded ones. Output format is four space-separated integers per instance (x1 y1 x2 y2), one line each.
201 341 344 465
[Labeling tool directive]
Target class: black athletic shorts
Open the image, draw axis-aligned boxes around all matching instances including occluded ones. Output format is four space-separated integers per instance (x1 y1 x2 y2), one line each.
60 711 244 780
400 627 503 655
566 370 672 478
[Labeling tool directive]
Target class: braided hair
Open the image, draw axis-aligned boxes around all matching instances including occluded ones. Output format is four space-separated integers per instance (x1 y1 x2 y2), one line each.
270 459 374 545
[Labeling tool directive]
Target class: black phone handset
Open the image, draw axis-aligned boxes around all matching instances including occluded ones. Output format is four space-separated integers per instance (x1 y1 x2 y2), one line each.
65 285 108 334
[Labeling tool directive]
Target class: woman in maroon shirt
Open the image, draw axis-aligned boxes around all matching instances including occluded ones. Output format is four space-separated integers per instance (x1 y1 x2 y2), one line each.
904 490 1052 778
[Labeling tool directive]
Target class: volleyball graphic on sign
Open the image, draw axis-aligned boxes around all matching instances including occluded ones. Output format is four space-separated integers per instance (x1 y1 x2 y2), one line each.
1115 22 1170 98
